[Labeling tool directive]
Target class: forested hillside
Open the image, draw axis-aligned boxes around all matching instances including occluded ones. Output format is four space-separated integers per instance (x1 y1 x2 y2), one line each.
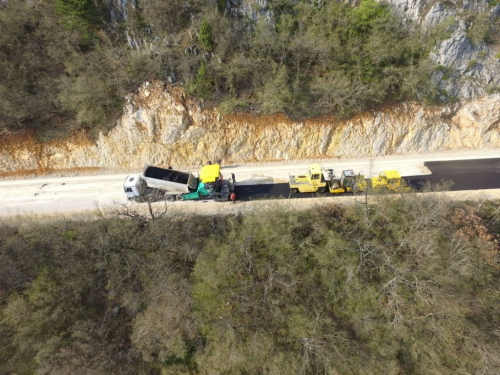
2 0 498 139
1 195 499 374
2 2 500 373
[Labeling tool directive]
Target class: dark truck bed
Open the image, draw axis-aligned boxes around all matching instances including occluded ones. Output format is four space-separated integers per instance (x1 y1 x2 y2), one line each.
144 166 190 184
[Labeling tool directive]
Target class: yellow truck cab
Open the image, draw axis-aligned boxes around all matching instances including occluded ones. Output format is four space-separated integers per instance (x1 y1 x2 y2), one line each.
289 164 327 193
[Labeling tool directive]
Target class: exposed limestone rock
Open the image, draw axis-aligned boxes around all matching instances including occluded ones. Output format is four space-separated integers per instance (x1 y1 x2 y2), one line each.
105 0 136 22
0 82 498 173
231 0 274 21
428 20 500 100
385 0 426 24
423 2 455 26
382 0 500 100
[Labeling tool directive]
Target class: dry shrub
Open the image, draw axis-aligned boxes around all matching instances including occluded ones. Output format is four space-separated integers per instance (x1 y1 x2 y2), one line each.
132 278 197 364
450 204 499 268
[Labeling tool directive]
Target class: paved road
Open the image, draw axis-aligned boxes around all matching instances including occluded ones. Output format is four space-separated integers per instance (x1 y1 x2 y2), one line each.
235 158 500 200
1 156 499 216
406 158 500 191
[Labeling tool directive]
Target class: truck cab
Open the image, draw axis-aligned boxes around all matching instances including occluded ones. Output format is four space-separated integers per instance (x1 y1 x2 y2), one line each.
289 164 327 193
123 174 145 201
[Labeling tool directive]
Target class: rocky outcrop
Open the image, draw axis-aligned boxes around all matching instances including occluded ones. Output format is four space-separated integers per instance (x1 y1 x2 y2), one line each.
105 0 136 22
106 0 500 101
381 0 500 100
1 82 498 172
234 0 500 100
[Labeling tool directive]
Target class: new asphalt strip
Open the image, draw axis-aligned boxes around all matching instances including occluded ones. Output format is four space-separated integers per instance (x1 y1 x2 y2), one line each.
234 158 500 201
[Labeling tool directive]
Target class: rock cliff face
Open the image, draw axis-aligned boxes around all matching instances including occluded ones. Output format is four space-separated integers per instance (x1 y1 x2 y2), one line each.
105 0 136 22
1 81 498 173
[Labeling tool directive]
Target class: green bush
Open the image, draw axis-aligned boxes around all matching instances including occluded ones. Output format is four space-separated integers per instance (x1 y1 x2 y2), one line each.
198 19 214 50
187 62 212 99
55 0 104 37
465 11 494 45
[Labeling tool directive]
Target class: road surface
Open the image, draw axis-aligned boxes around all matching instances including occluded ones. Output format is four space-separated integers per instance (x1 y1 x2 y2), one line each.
1 153 499 217
234 158 500 200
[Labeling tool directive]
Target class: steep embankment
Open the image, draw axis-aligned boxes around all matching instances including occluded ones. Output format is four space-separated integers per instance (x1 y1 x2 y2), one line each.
1 81 499 173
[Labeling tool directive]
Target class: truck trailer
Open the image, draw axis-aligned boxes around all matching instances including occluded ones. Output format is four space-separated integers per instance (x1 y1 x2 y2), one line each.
123 164 232 203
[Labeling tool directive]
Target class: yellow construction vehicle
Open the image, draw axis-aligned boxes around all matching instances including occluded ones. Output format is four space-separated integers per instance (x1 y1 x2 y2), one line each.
289 165 410 195
369 170 410 192
289 164 328 193
289 165 365 194
326 169 366 194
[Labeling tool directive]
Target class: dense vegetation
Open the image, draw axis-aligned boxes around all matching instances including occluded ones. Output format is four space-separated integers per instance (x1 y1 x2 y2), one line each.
1 0 496 138
1 194 499 374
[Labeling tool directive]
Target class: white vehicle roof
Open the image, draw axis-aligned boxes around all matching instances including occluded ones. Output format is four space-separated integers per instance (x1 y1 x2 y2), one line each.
123 174 141 188
343 170 356 177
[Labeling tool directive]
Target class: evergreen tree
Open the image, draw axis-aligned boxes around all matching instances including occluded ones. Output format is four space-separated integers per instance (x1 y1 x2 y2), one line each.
198 19 214 50
55 0 103 33
188 62 211 98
